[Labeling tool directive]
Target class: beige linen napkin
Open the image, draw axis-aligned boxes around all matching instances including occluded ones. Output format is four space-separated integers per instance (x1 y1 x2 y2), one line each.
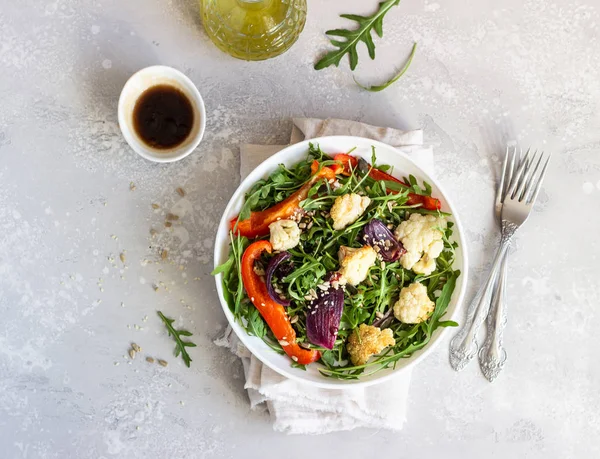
216 118 434 435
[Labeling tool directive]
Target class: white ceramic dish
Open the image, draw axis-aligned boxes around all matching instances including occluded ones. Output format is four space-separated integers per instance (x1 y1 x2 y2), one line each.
118 65 206 163
214 136 468 389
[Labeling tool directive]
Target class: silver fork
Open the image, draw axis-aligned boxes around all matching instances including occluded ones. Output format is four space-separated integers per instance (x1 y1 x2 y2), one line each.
478 146 519 381
449 147 551 372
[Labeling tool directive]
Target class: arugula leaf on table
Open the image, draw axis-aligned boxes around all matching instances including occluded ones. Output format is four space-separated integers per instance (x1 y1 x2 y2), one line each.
314 0 402 71
157 311 196 368
354 42 417 92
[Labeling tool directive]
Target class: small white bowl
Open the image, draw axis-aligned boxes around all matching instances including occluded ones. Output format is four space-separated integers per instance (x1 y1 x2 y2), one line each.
118 65 206 163
214 136 469 389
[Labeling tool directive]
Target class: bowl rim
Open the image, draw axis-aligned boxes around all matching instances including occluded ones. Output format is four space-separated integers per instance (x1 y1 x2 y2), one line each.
213 135 468 389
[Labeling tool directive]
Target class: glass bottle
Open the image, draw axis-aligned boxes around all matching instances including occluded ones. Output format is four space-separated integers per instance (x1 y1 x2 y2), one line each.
201 0 307 61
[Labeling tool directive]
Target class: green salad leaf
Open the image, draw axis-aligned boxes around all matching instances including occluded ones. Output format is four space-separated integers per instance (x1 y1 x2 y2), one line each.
354 42 417 92
157 311 197 368
314 0 402 71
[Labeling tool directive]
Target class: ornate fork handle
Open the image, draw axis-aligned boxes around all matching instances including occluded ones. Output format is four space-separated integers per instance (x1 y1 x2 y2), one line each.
478 251 508 381
449 222 516 371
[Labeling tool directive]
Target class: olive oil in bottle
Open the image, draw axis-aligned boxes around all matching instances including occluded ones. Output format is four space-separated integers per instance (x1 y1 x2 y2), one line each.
201 0 307 61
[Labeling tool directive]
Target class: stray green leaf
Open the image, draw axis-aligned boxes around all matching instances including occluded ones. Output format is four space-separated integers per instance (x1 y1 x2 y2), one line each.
354 42 417 92
157 311 196 368
314 0 402 71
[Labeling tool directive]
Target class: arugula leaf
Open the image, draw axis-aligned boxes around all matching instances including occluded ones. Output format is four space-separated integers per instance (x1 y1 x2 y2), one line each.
314 0 402 71
427 271 458 335
157 311 196 368
354 42 417 92
246 307 267 338
291 362 307 371
211 256 233 276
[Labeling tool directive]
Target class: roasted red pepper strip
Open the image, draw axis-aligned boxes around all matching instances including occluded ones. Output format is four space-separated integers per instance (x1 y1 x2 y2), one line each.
367 166 406 185
241 240 320 365
365 163 442 211
333 154 359 176
231 163 337 238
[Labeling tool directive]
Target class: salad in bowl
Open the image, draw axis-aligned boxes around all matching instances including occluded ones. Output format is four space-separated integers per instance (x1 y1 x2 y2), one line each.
213 137 467 387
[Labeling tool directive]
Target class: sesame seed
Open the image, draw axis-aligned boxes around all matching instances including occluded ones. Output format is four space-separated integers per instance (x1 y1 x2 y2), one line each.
291 356 298 362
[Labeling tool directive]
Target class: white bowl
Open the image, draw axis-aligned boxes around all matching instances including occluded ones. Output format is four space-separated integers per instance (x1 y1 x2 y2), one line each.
214 136 468 389
118 65 206 163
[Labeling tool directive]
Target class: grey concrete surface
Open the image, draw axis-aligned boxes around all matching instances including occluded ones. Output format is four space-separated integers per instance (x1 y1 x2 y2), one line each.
0 0 598 457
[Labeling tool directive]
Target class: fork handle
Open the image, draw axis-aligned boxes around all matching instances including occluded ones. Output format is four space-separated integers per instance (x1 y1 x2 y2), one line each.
478 251 508 381
449 224 516 371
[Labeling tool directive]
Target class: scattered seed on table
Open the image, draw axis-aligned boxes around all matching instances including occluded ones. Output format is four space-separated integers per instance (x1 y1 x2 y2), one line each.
129 349 136 359
152 203 160 209
164 222 172 228
131 343 141 352
130 182 136 191
161 250 168 260
158 359 168 367
146 357 155 363
166 213 179 221
120 252 126 263
150 228 157 237
176 187 185 197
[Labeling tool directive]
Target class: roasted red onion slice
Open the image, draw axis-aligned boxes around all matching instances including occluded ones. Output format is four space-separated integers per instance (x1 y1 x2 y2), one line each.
362 219 406 262
306 273 345 349
265 251 293 306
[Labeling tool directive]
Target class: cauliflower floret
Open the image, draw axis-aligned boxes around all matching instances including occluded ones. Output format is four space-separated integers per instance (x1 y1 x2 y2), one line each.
338 245 377 286
394 213 446 275
347 324 396 366
269 219 301 251
393 282 435 324
330 193 371 230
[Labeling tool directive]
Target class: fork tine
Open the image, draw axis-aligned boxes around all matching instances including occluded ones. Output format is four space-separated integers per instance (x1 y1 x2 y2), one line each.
527 153 551 204
506 147 531 199
497 146 510 205
504 146 518 200
523 153 544 202
515 150 538 201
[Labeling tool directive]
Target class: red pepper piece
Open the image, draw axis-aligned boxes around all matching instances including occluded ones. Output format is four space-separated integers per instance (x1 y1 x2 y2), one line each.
333 154 359 176
232 163 337 239
367 166 406 185
366 163 442 211
241 240 320 365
